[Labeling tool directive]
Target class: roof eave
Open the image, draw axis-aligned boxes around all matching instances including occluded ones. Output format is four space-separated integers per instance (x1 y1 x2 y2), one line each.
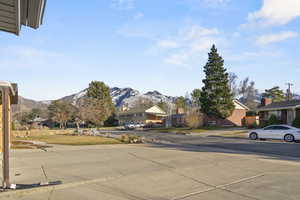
234 99 250 110
0 81 16 96
0 0 46 35
257 106 299 112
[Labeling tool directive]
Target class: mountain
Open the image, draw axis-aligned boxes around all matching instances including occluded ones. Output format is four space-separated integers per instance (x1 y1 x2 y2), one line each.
58 87 176 108
13 86 178 114
12 96 49 114
14 86 300 113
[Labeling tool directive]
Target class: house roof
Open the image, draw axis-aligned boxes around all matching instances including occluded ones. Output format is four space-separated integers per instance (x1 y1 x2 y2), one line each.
118 105 167 116
233 99 249 110
257 100 300 112
0 0 46 35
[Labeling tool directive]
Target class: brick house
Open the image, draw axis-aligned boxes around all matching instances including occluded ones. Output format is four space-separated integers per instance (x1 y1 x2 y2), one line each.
205 100 249 127
257 98 300 126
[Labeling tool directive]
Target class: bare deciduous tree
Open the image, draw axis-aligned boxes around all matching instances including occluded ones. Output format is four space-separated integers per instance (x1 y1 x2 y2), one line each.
185 108 203 129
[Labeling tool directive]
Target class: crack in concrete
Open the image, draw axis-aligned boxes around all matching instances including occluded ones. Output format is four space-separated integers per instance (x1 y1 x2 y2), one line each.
173 174 265 200
128 152 175 170
128 151 264 200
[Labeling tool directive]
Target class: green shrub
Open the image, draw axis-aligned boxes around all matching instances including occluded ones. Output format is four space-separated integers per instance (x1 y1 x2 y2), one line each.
266 114 281 126
292 116 300 128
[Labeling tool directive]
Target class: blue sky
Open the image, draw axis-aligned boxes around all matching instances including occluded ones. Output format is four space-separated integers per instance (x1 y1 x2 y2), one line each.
1 0 300 100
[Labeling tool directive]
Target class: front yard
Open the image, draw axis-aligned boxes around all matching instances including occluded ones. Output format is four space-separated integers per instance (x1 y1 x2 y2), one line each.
19 134 123 146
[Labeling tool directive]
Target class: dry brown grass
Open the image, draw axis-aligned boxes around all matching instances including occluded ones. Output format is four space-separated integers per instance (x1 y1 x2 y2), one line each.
11 140 51 149
21 135 122 145
13 129 75 138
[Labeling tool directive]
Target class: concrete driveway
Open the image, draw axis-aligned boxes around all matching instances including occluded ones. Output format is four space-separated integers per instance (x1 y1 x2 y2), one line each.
1 134 300 200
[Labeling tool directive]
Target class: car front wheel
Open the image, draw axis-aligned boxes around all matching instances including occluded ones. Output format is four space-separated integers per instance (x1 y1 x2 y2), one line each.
284 134 295 142
249 132 258 140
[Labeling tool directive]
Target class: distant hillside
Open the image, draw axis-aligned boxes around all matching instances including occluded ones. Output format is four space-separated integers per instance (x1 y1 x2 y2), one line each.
58 87 177 108
14 86 300 114
12 96 49 114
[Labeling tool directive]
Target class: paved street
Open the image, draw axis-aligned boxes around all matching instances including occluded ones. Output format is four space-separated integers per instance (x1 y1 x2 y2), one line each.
1 132 300 200
103 130 300 158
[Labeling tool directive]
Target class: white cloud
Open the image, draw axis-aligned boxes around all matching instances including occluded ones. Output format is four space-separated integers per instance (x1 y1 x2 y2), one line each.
256 31 298 45
112 0 135 10
155 25 221 66
247 0 300 26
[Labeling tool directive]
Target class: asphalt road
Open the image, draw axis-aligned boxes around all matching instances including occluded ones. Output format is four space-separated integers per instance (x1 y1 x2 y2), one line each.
103 130 300 159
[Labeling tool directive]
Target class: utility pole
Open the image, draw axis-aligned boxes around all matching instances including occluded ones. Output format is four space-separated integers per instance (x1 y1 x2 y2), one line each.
286 83 294 101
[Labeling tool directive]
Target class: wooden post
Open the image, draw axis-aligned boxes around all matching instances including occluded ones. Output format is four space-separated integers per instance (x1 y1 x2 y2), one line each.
2 87 11 188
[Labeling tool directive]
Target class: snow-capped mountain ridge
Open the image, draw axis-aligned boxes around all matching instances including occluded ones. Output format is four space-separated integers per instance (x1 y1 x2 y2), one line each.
58 87 177 108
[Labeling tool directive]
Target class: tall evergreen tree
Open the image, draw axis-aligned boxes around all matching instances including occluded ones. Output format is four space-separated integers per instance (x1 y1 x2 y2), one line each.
200 45 235 119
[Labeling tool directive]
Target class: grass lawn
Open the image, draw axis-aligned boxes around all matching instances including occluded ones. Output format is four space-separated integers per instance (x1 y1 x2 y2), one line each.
19 135 123 146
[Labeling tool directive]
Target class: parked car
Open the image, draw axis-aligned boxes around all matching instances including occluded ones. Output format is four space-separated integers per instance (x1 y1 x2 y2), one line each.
248 125 300 142
124 123 135 130
134 123 145 128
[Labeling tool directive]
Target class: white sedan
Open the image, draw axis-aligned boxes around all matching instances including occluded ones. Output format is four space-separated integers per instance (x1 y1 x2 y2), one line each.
248 125 300 142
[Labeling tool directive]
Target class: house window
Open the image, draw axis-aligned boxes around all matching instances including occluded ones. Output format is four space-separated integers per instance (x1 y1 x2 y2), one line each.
269 110 281 119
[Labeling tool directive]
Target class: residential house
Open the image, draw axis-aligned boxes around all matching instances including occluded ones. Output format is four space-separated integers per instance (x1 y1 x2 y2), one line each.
257 98 300 126
117 105 167 125
172 100 249 127
205 100 249 127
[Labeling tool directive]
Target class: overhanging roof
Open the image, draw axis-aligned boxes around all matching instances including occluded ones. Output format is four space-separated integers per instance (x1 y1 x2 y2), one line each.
233 99 249 110
0 0 46 35
257 100 300 112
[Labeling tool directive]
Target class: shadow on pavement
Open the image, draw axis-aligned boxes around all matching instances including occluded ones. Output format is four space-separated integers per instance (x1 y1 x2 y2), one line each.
146 141 300 163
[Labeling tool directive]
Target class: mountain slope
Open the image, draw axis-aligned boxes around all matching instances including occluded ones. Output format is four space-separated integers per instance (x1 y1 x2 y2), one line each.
59 87 176 108
12 96 49 113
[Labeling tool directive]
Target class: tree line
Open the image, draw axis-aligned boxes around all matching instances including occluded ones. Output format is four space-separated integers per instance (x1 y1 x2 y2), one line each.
14 81 116 130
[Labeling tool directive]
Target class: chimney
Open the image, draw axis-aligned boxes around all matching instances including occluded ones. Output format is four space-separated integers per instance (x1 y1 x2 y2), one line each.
261 98 272 106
